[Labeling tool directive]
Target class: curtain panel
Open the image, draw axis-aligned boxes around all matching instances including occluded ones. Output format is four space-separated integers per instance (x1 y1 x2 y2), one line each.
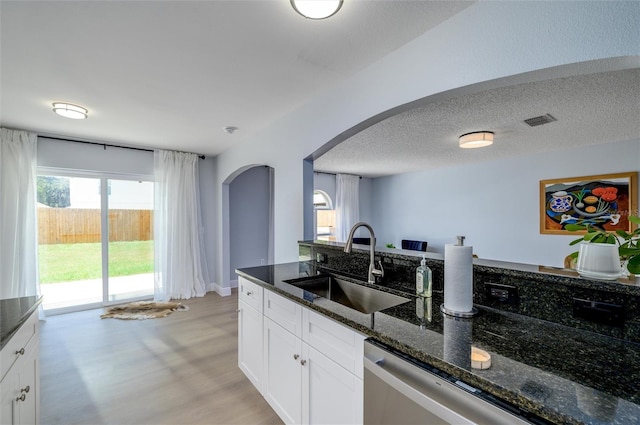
153 150 209 301
335 173 360 242
0 128 39 299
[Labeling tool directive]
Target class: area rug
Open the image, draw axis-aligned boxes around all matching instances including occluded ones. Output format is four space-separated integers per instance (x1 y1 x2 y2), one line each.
100 301 189 320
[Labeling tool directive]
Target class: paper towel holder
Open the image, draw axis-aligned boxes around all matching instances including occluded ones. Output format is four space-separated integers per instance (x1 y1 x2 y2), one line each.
440 304 478 318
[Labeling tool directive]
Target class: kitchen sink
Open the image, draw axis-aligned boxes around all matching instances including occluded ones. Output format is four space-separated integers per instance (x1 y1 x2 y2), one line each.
285 274 409 314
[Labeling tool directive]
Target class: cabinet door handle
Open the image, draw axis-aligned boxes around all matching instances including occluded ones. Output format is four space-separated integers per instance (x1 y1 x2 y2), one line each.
21 386 30 394
246 291 253 296
293 354 300 360
15 348 25 356
16 394 26 402
300 359 307 366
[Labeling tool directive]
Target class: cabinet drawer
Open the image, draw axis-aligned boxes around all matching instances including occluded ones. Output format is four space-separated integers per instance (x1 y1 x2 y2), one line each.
303 309 365 379
239 277 263 313
264 291 302 338
1 310 38 381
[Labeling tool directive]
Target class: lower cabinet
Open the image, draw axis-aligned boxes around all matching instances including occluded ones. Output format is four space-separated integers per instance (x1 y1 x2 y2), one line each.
237 276 365 425
238 300 263 391
263 318 303 424
303 344 363 425
263 284 364 424
0 310 40 425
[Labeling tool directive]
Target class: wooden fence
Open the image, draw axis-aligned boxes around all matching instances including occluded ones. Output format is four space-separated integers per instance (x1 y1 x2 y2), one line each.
38 208 153 244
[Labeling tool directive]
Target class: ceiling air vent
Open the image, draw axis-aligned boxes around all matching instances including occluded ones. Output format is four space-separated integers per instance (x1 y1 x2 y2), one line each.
524 114 557 127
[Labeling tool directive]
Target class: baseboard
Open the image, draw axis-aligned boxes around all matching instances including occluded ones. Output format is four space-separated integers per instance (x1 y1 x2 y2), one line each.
211 280 236 297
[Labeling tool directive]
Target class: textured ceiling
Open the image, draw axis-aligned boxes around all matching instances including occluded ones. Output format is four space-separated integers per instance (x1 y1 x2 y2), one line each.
314 68 640 177
0 0 473 156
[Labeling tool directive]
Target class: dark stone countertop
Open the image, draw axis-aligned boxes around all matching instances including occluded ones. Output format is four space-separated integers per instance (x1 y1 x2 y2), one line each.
0 296 42 350
237 261 640 425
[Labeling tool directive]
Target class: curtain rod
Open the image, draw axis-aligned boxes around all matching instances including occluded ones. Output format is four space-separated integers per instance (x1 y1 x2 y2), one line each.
40 135 206 160
314 170 362 179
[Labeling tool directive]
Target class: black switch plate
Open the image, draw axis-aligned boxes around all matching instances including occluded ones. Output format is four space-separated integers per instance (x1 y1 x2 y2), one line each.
485 282 518 306
572 298 624 326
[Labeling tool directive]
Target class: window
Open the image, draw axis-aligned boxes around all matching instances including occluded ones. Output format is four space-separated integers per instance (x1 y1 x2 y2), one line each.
314 190 335 241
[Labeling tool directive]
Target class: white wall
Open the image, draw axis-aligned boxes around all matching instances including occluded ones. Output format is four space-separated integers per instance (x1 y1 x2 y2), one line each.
371 139 640 268
212 1 640 288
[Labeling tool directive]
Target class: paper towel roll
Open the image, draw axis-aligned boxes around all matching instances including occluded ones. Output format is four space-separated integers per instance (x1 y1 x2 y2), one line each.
444 243 473 313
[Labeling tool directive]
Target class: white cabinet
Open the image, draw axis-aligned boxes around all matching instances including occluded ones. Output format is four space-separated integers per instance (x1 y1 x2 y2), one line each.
238 278 264 392
263 318 303 424
260 290 364 425
0 309 40 425
303 345 363 425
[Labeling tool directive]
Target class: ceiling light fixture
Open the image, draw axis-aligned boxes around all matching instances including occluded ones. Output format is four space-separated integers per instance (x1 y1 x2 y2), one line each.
52 102 88 120
224 126 238 134
459 131 494 149
291 0 343 20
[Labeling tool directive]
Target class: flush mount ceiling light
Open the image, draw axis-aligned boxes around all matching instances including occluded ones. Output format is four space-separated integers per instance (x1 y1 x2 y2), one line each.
291 0 343 20
459 131 494 149
224 126 238 134
52 102 88 120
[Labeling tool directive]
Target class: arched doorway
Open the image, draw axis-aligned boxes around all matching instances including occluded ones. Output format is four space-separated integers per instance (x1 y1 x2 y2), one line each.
222 165 274 291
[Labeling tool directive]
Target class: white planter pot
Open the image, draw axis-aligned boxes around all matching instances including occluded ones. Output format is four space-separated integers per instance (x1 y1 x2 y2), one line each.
576 242 622 280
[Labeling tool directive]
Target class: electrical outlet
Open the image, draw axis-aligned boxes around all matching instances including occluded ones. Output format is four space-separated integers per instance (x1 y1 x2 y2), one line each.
260 259 265 265
485 282 518 306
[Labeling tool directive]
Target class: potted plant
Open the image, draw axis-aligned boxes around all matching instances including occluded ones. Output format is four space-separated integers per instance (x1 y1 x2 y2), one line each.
567 216 640 276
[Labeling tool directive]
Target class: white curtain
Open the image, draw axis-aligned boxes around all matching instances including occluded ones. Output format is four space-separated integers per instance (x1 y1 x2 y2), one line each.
335 174 360 242
153 150 209 301
0 128 40 299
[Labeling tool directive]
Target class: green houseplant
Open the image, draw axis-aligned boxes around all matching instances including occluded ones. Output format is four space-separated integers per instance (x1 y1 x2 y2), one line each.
567 216 640 275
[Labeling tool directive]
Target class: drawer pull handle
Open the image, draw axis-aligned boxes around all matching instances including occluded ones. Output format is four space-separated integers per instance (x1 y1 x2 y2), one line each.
293 354 300 360
16 394 26 402
21 386 30 394
246 291 253 296
16 348 25 356
300 359 307 366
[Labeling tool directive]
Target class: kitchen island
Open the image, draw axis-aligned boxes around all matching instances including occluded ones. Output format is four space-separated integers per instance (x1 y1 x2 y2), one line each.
237 261 640 425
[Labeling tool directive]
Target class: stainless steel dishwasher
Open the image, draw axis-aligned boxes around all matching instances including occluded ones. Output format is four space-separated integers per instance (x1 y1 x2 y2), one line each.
364 339 549 425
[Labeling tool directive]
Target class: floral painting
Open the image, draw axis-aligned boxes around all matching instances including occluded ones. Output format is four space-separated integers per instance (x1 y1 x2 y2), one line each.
540 172 637 234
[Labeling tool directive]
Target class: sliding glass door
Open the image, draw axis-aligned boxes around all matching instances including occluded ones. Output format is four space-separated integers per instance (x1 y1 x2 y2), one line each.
38 176 104 310
37 171 154 313
107 179 154 302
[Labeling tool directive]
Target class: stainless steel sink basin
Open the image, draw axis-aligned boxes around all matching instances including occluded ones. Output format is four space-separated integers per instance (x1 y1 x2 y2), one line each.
285 275 409 314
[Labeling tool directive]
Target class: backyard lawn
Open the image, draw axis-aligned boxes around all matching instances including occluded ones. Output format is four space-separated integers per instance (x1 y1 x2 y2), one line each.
38 240 153 283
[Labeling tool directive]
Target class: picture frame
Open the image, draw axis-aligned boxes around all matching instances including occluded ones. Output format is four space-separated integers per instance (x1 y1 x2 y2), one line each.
540 172 638 235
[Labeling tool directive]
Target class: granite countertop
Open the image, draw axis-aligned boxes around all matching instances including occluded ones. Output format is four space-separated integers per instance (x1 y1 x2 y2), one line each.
237 261 640 425
0 296 42 350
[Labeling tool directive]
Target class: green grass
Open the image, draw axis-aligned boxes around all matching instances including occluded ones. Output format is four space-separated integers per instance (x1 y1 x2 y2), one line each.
38 241 153 283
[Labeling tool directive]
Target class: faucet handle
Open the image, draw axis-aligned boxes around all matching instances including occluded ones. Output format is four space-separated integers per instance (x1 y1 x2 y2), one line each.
373 260 384 278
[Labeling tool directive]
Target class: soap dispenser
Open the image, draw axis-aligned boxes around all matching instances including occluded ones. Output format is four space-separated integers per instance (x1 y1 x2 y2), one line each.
416 255 432 297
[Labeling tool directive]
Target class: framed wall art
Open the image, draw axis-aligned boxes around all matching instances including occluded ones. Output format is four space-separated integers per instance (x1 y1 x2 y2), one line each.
540 172 637 235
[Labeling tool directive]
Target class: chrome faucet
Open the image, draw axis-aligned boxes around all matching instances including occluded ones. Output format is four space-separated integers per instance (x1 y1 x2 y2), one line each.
344 222 384 284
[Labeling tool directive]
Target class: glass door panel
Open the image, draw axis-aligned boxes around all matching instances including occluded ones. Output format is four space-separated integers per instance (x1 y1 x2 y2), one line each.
37 176 103 310
107 179 154 302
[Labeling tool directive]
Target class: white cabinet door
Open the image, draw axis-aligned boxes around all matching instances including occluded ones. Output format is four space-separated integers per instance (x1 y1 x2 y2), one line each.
1 366 17 425
263 318 303 425
238 300 263 393
0 311 39 425
14 340 38 425
302 344 363 425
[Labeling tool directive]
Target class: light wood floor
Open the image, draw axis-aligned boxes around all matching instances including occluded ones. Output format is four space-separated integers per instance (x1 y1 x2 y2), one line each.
39 291 283 425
